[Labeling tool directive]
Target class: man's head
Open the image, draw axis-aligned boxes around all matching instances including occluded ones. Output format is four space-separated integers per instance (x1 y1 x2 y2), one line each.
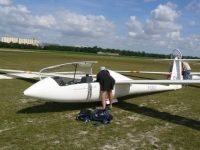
100 66 106 71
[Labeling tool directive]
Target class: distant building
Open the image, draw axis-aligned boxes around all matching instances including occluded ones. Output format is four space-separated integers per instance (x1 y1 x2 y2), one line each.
97 52 119 55
1 36 39 46
97 52 106 55
107 52 119 56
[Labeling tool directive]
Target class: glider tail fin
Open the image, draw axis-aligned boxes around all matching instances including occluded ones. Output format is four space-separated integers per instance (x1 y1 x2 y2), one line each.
167 59 182 81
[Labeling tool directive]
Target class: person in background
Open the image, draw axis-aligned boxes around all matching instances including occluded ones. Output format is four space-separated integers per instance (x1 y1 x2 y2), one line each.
182 62 191 87
168 62 173 73
96 66 115 109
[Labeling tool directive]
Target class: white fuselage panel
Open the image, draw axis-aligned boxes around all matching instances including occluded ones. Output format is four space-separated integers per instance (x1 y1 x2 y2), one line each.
24 77 180 102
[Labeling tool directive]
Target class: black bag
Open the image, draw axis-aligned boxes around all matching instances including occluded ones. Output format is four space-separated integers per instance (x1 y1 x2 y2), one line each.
90 108 113 124
76 109 92 123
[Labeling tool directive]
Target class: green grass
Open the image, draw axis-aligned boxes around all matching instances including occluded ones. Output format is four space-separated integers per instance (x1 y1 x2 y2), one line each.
1 48 200 149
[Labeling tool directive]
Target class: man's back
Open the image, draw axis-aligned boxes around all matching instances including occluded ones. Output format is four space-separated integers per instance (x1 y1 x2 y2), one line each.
182 62 191 70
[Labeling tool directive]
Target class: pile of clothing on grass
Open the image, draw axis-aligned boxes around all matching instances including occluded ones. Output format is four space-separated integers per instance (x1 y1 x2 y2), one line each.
75 107 113 125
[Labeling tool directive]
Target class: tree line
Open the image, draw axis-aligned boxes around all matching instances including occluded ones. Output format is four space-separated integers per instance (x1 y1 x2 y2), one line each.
0 41 199 59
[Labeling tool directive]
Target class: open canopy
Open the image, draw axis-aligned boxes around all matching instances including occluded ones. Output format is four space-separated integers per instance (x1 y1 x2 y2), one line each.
39 61 98 81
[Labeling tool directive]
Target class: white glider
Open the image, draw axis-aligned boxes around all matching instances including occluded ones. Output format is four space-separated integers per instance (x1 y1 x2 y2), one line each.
1 56 200 103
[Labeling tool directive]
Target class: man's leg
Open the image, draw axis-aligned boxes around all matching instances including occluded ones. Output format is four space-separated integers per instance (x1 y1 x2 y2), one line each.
185 70 190 80
183 71 187 80
101 91 106 109
108 89 113 108
182 71 187 87
185 70 190 87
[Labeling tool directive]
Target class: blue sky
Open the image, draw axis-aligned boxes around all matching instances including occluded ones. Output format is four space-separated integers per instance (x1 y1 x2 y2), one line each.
0 0 200 56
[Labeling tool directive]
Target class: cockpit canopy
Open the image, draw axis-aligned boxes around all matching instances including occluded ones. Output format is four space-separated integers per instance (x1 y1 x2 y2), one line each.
38 61 98 83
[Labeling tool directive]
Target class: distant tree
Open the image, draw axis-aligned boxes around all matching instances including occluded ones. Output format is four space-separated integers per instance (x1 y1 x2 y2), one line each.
0 41 198 58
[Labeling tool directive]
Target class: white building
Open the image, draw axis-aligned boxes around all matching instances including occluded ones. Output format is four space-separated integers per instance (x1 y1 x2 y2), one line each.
97 52 106 55
97 52 119 55
1 36 39 46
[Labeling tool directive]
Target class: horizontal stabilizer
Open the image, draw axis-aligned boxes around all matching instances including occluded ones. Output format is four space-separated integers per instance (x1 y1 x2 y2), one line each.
116 80 200 85
115 70 169 75
155 59 200 62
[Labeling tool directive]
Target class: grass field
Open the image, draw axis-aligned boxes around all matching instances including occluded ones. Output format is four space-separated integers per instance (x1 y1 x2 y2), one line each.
1 48 200 150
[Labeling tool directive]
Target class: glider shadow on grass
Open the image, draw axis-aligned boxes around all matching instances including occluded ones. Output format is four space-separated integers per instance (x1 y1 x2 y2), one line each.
116 92 200 131
18 91 200 131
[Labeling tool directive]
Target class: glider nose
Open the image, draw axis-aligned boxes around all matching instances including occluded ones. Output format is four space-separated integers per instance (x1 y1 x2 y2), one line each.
23 77 58 99
23 82 44 98
23 85 38 97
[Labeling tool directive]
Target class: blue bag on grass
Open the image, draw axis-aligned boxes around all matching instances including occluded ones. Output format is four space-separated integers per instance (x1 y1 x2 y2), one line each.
90 108 113 124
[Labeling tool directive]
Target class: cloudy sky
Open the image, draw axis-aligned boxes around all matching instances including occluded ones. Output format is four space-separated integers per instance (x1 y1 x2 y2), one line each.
0 0 200 56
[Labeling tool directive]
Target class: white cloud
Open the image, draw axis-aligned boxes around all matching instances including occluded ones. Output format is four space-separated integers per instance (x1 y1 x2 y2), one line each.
182 35 200 50
166 31 181 40
125 16 141 30
143 19 182 35
151 5 180 22
54 10 115 37
0 4 55 32
125 3 192 55
185 0 200 13
185 0 196 10
0 3 115 39
189 21 195 26
198 2 200 13
126 4 182 38
0 0 11 6
166 2 178 9
127 30 159 40
142 4 182 35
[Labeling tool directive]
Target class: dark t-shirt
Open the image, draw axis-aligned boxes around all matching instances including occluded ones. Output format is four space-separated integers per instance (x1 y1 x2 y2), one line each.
96 70 115 91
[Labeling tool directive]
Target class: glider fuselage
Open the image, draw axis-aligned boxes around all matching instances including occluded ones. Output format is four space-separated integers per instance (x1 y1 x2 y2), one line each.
23 74 180 103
